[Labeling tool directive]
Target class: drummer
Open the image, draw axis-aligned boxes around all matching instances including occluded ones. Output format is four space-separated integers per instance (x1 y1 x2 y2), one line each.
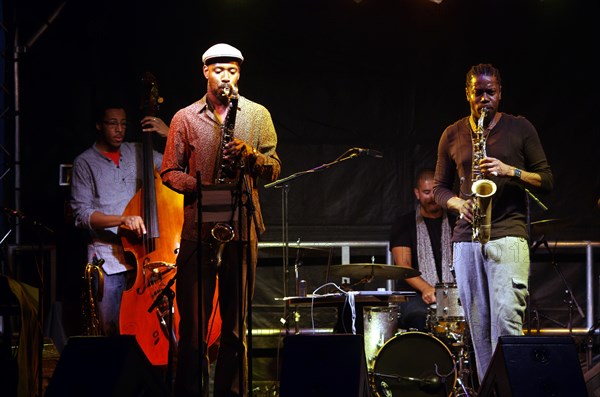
389 168 456 331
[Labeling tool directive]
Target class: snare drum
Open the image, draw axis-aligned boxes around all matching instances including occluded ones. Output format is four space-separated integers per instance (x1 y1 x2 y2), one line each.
363 305 399 370
435 283 464 320
372 331 456 397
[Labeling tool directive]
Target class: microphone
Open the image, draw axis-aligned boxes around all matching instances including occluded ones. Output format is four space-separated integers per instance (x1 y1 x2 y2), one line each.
92 257 105 267
353 147 383 158
419 375 443 392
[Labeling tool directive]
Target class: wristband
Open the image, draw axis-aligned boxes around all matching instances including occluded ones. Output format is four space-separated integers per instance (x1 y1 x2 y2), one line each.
513 168 522 179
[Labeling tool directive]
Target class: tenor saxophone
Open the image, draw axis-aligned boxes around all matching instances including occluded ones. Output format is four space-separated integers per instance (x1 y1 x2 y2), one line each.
215 84 239 185
471 109 497 244
210 84 238 262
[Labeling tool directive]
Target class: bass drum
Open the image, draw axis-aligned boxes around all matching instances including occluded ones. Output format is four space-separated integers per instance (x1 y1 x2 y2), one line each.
372 331 456 397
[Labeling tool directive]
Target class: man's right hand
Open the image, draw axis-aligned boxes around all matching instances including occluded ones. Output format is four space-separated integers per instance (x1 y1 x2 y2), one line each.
120 215 147 237
421 284 437 305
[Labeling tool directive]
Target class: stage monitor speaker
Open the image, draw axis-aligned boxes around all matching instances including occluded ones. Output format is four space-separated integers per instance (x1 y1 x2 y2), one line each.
280 334 370 397
45 335 171 397
478 335 587 397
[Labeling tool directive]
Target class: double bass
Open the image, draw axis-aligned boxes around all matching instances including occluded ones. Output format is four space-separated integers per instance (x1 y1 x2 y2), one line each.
119 73 221 365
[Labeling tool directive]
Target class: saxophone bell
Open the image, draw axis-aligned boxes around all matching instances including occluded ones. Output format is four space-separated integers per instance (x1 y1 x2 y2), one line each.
211 222 235 243
81 258 105 336
211 222 235 267
471 107 496 244
471 179 497 244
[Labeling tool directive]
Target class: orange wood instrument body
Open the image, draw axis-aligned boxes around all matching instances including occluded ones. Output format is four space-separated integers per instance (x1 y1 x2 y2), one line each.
119 73 221 365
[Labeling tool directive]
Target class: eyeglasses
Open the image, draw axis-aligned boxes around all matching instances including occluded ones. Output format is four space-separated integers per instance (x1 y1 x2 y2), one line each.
103 120 128 128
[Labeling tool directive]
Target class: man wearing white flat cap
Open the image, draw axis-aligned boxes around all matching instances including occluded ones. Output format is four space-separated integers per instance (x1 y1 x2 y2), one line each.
161 43 281 397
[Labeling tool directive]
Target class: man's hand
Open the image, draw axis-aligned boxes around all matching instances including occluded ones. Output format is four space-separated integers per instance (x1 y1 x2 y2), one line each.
141 116 169 138
120 215 147 237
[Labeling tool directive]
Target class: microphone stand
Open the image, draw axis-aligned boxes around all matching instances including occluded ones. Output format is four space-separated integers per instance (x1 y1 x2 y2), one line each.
234 170 245 397
3 208 54 397
147 274 177 390
540 239 584 333
524 187 548 335
196 171 206 395
239 163 258 397
264 148 378 333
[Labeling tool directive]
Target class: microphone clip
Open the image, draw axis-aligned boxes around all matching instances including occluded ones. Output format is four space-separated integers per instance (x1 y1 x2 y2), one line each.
352 147 384 159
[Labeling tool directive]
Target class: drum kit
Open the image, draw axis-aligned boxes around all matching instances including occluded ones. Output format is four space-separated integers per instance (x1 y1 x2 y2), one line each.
332 263 478 397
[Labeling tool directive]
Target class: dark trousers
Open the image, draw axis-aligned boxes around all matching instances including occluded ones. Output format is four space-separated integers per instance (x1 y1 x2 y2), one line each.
173 237 257 397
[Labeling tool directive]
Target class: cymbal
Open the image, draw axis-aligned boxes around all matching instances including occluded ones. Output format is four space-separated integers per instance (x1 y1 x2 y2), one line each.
531 218 569 226
328 264 421 280
258 243 332 259
530 218 571 235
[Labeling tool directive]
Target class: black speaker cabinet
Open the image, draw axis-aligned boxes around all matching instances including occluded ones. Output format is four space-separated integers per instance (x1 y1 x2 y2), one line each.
478 335 587 397
45 335 171 397
280 334 370 397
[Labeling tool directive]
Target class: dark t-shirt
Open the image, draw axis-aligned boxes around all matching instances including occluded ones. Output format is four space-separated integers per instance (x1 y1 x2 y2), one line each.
434 114 552 242
389 210 455 290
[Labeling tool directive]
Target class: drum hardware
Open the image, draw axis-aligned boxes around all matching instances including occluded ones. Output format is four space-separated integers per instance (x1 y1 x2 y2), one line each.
373 373 446 396
449 334 478 397
435 283 464 320
420 284 478 396
447 346 476 397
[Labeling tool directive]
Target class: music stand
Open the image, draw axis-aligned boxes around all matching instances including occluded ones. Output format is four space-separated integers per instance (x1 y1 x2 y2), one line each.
196 180 241 394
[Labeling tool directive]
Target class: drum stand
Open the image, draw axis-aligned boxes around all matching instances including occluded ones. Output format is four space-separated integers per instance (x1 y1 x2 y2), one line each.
450 341 477 397
443 323 478 397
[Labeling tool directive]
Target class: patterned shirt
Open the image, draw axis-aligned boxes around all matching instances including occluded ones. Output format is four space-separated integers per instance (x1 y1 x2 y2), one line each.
70 141 162 274
160 95 281 241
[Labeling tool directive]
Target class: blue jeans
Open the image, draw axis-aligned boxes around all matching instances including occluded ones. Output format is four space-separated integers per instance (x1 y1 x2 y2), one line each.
96 270 130 336
453 237 529 382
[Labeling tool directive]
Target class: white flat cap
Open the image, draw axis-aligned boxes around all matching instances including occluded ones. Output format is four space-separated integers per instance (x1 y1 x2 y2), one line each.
202 43 244 65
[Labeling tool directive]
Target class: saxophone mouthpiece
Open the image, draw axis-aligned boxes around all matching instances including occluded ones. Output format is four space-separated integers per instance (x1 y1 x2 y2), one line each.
477 108 488 131
220 84 238 100
222 85 231 97
229 85 239 99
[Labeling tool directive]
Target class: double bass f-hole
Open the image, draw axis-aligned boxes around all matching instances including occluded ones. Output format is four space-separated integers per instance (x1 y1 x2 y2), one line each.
135 257 177 295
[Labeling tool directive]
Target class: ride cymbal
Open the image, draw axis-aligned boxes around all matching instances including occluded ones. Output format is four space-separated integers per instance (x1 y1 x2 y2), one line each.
329 264 420 280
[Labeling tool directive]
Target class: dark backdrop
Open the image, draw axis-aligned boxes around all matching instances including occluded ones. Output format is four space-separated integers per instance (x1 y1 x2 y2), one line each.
2 0 599 322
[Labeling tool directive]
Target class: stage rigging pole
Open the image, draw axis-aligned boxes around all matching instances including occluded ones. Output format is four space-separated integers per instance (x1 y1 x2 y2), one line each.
10 4 66 397
12 1 66 243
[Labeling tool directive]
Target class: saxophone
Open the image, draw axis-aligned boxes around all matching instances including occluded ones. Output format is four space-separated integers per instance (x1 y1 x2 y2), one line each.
210 84 239 263
215 84 239 184
471 109 497 244
81 257 104 335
